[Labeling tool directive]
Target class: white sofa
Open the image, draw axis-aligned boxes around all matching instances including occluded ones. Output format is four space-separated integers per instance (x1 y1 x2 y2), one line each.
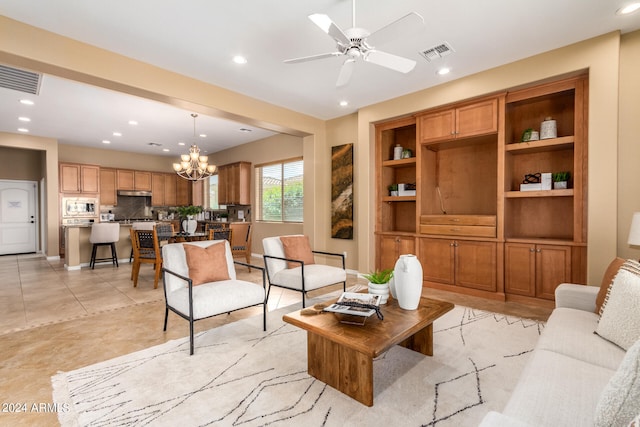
480 283 634 427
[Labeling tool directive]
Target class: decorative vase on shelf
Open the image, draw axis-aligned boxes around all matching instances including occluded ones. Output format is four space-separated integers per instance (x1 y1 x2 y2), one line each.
367 282 390 304
182 216 197 234
393 254 423 310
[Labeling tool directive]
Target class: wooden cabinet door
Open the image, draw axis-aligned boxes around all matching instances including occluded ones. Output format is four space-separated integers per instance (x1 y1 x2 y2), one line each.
378 235 415 270
419 238 455 285
505 243 536 296
455 98 498 139
217 165 229 205
237 162 252 205
151 173 165 206
134 171 152 191
164 174 177 206
99 168 117 205
455 240 497 291
419 110 455 144
192 179 204 207
80 165 100 193
176 176 191 206
117 170 134 190
536 244 571 300
60 163 81 193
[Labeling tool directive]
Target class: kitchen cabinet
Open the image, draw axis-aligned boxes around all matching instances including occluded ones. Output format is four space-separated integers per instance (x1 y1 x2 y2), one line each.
151 173 165 206
218 161 251 205
175 176 191 206
418 97 498 144
419 237 497 292
377 234 415 271
59 163 100 194
100 168 117 205
505 243 571 300
164 174 177 206
117 170 152 191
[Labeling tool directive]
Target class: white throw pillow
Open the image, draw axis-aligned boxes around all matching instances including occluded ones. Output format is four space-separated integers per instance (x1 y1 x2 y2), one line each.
596 268 640 350
594 339 640 427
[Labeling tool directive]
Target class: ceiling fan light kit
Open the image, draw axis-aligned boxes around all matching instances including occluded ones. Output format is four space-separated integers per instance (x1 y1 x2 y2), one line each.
285 0 424 87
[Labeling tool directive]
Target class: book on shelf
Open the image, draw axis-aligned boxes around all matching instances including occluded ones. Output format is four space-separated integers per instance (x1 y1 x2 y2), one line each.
323 292 381 317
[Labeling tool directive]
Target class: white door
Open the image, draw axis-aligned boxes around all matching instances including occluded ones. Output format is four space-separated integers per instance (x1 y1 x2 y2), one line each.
0 180 38 255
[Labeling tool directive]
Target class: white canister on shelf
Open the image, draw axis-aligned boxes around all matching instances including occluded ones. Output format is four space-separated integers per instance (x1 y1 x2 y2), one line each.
540 117 557 139
393 144 403 160
393 254 423 310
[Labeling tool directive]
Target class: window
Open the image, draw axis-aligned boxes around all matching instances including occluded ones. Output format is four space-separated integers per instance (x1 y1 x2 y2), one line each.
255 158 303 222
208 174 219 210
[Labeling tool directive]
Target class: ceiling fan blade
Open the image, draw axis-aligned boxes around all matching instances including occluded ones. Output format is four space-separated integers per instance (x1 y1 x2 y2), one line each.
365 50 417 73
336 59 355 87
366 12 425 47
284 52 342 64
309 13 351 47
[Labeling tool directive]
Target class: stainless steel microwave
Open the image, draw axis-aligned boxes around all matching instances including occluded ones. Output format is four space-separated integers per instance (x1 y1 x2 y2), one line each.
62 197 98 218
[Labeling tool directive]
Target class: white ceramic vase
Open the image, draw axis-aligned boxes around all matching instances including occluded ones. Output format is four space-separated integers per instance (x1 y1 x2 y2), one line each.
182 216 197 234
368 282 390 304
393 254 423 310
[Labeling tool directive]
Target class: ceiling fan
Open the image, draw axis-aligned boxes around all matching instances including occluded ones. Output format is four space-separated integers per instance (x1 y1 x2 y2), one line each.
284 0 424 87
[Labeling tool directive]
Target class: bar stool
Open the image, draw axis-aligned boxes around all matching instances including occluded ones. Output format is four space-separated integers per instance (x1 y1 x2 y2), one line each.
89 223 121 269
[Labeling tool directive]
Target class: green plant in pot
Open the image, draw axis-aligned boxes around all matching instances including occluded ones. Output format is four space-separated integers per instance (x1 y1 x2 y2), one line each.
388 184 398 196
552 171 571 189
364 269 393 304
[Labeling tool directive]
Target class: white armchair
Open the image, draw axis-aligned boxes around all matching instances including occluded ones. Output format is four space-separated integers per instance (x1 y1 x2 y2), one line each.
162 239 266 355
262 235 346 308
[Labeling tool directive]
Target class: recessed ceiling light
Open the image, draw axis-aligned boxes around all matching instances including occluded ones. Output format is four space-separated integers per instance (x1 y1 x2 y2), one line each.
19 99 34 105
128 120 138 126
239 128 252 132
17 128 29 133
102 140 111 144
617 2 640 14
339 100 349 107
178 142 185 146
113 131 122 137
162 148 170 152
199 133 207 138
18 116 31 122
233 55 248 64
437 67 451 75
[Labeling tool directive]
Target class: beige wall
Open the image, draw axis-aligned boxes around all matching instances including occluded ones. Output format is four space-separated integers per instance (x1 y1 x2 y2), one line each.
617 30 640 260
59 144 177 172
0 146 44 180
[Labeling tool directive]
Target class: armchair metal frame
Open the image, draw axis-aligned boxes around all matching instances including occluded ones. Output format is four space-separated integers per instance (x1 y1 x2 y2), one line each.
263 250 346 308
162 260 266 355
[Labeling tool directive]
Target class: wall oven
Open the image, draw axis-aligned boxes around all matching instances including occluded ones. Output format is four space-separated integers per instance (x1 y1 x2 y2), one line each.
61 197 98 225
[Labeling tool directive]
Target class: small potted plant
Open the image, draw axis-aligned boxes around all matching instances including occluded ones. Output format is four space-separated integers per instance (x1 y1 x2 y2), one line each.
388 184 398 197
176 205 202 234
219 212 229 223
552 171 571 189
363 269 393 304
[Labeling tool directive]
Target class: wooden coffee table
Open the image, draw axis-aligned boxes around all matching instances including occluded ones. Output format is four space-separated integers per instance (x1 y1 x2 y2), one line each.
283 295 454 406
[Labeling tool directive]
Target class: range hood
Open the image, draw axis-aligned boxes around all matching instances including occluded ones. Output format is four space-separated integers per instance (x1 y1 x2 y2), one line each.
117 190 152 197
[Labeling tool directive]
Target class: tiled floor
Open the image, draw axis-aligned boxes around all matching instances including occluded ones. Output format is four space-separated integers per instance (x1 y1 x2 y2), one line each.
0 253 552 426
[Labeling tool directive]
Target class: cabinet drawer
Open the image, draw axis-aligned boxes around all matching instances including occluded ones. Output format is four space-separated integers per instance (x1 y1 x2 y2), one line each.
420 224 496 237
420 215 496 226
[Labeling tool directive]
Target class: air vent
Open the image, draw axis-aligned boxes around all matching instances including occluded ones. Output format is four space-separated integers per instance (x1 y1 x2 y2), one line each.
419 42 455 62
0 64 41 94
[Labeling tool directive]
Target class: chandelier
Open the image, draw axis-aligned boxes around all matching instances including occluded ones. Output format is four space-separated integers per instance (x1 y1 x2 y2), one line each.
172 113 217 181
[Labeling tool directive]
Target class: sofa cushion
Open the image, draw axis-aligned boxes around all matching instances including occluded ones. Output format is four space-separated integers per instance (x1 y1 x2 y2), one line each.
536 307 625 371
594 339 640 427
596 268 640 350
271 264 346 291
280 235 315 269
503 349 616 427
184 242 230 286
595 257 625 313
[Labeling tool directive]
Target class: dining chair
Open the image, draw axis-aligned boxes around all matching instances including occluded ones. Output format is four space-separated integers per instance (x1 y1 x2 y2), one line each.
208 228 233 242
230 223 253 270
129 221 156 262
130 227 162 289
155 222 174 247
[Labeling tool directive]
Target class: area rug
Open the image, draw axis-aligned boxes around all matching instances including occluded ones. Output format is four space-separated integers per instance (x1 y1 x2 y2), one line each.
52 304 544 427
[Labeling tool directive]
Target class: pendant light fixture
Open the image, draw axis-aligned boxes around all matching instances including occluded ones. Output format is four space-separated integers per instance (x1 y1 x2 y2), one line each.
172 113 217 181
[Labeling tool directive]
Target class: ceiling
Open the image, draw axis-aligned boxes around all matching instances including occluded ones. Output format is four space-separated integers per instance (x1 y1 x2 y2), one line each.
1 0 639 157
